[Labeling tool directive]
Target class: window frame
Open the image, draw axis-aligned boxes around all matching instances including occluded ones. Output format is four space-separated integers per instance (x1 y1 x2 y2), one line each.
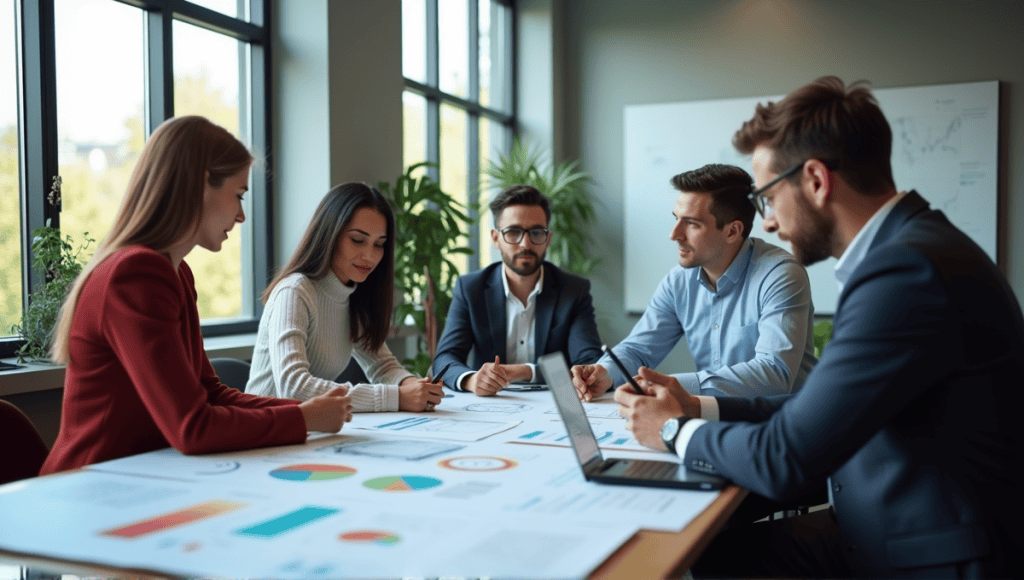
403 0 517 271
2 0 272 358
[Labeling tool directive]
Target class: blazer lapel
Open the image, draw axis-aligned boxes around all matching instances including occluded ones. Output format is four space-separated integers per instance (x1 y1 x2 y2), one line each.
485 266 507 361
533 264 557 363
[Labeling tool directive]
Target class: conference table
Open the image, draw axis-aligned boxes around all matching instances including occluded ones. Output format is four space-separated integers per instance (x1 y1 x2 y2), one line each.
0 387 746 579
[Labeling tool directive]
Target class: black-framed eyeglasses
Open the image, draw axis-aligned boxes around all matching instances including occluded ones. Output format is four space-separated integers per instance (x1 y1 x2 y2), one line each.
747 161 805 219
499 227 550 244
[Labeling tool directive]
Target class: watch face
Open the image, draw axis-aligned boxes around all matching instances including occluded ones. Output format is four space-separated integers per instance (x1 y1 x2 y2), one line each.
661 417 680 442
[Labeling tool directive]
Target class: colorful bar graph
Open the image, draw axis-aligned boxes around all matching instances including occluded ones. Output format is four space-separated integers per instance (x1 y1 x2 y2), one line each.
102 500 247 539
234 506 340 538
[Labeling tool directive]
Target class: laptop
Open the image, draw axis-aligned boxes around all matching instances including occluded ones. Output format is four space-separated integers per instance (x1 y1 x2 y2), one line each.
538 352 726 491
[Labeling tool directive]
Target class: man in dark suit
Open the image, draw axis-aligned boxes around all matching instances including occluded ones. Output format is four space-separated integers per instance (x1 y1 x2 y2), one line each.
616 76 1024 578
434 185 602 396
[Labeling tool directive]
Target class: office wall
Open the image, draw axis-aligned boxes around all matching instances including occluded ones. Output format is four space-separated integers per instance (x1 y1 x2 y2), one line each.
272 0 402 267
546 0 1024 375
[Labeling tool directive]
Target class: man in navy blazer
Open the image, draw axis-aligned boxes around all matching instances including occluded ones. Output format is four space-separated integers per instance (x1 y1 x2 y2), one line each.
434 185 602 395
617 76 1024 578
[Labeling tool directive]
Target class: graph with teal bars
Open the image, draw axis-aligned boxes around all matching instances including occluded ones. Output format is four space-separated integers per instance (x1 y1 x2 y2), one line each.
362 475 442 492
269 464 357 481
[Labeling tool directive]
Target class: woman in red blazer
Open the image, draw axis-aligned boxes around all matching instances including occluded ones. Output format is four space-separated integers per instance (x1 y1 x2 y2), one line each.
40 116 352 475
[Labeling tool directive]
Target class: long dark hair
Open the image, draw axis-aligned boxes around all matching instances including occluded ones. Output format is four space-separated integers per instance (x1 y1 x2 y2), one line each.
264 183 396 352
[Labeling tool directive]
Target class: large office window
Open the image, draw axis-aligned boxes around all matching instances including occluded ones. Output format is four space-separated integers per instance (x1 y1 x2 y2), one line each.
1 0 271 356
402 0 515 273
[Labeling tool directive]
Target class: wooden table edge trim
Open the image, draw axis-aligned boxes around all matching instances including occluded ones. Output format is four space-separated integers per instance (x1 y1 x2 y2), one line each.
589 485 748 579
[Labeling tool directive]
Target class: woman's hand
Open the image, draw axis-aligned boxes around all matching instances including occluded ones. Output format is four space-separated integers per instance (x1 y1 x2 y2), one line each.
399 376 444 412
298 386 353 432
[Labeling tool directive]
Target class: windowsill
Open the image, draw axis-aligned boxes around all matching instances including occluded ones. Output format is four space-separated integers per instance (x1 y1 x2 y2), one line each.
0 333 258 397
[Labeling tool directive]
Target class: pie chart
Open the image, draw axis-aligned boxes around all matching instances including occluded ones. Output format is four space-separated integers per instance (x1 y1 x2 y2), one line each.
339 530 401 546
269 464 357 481
362 475 442 492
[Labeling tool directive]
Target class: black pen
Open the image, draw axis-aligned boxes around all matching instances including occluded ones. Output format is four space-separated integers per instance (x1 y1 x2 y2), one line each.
601 344 646 395
432 362 453 385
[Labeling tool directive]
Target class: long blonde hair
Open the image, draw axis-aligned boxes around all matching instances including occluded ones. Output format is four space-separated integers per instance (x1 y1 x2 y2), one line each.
51 116 252 363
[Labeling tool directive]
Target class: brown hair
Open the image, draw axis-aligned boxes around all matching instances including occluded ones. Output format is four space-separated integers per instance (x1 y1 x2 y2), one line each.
263 183 396 353
670 164 755 239
489 184 551 226
733 76 896 194
52 116 253 363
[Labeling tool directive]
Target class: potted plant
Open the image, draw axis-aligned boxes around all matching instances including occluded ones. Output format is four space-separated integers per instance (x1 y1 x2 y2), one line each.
10 177 94 362
483 138 600 276
378 163 474 376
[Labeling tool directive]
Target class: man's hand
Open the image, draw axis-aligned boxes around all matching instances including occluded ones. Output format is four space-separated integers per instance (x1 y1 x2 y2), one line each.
298 386 353 433
613 383 682 451
465 356 510 396
637 366 701 419
398 376 444 412
571 364 613 401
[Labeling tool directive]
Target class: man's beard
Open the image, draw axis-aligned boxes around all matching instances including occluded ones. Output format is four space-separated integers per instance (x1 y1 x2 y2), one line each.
503 249 544 276
789 192 835 267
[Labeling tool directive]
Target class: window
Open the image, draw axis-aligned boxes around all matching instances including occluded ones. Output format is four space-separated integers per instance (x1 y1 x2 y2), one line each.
402 0 515 273
1 0 271 356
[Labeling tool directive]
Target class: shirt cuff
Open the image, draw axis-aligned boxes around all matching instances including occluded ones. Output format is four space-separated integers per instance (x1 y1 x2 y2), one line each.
457 371 474 391
524 363 537 383
674 372 700 394
696 396 719 421
382 383 400 412
675 418 709 461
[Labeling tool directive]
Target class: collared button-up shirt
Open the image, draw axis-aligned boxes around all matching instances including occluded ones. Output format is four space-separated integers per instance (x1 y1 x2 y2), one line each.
600 237 816 397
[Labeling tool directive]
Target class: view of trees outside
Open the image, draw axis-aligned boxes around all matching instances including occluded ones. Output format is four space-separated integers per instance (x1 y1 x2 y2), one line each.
2 0 251 340
400 0 512 275
1 0 22 337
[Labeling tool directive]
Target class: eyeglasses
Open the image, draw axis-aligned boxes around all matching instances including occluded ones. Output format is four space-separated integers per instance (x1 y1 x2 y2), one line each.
499 227 550 244
747 161 805 219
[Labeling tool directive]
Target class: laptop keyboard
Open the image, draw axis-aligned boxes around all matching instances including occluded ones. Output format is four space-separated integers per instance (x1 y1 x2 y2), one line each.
617 460 679 479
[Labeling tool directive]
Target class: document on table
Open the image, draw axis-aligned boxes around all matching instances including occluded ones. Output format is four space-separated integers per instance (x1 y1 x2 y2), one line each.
352 414 521 441
0 466 635 579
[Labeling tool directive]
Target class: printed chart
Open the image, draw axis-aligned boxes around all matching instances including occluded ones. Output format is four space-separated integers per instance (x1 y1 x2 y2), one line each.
268 464 356 482
339 530 402 546
102 500 247 538
437 456 518 471
362 475 443 492
234 506 340 539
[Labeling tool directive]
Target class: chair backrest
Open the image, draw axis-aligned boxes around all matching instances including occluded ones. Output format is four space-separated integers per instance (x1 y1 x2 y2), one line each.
210 358 252 391
0 399 49 485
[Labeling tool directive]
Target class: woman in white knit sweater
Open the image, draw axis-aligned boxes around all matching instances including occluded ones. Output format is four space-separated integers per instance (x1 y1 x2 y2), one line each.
245 183 442 412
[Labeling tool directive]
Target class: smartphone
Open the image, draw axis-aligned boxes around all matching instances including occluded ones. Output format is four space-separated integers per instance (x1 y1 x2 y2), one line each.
601 345 646 395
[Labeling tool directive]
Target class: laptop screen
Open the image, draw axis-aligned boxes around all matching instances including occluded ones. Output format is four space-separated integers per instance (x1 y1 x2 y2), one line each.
538 353 602 467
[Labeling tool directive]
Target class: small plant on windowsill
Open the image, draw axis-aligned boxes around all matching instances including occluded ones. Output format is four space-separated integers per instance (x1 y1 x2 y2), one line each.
10 176 95 363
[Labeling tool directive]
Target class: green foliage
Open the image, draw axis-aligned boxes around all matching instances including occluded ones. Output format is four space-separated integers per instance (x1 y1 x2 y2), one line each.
11 225 94 362
378 162 474 375
483 138 600 276
813 319 834 358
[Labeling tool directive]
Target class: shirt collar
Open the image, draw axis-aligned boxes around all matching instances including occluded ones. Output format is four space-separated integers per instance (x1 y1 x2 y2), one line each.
699 238 754 292
834 190 907 290
501 263 545 303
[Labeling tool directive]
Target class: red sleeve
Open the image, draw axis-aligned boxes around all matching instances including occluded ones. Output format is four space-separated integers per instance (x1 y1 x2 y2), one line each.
102 253 307 454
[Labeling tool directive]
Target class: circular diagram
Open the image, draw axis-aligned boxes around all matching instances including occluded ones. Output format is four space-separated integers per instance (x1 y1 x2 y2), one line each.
437 456 518 471
362 475 442 492
269 464 357 482
339 530 401 546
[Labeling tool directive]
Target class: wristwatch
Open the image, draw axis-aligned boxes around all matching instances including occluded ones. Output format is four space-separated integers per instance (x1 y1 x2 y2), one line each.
661 416 688 455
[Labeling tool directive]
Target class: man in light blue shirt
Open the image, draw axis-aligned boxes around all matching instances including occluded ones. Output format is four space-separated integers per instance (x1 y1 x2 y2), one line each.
572 163 816 400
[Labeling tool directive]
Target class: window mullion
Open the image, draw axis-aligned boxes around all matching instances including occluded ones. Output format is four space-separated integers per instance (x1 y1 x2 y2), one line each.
16 0 59 296
143 4 173 134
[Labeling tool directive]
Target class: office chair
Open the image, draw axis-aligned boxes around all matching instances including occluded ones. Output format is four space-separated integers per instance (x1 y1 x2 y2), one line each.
210 358 252 391
0 399 49 485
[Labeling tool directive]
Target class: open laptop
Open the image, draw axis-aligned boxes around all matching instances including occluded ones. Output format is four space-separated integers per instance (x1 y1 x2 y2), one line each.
538 352 726 491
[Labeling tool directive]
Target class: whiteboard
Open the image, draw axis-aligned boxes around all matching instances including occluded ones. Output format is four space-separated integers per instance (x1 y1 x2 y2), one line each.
623 80 999 314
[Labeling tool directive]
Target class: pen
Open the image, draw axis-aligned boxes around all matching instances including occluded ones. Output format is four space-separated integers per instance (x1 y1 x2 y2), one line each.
601 345 646 395
432 362 453 385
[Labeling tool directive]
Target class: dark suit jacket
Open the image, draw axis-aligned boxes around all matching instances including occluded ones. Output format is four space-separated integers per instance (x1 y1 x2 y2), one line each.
683 192 1024 578
434 261 603 390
